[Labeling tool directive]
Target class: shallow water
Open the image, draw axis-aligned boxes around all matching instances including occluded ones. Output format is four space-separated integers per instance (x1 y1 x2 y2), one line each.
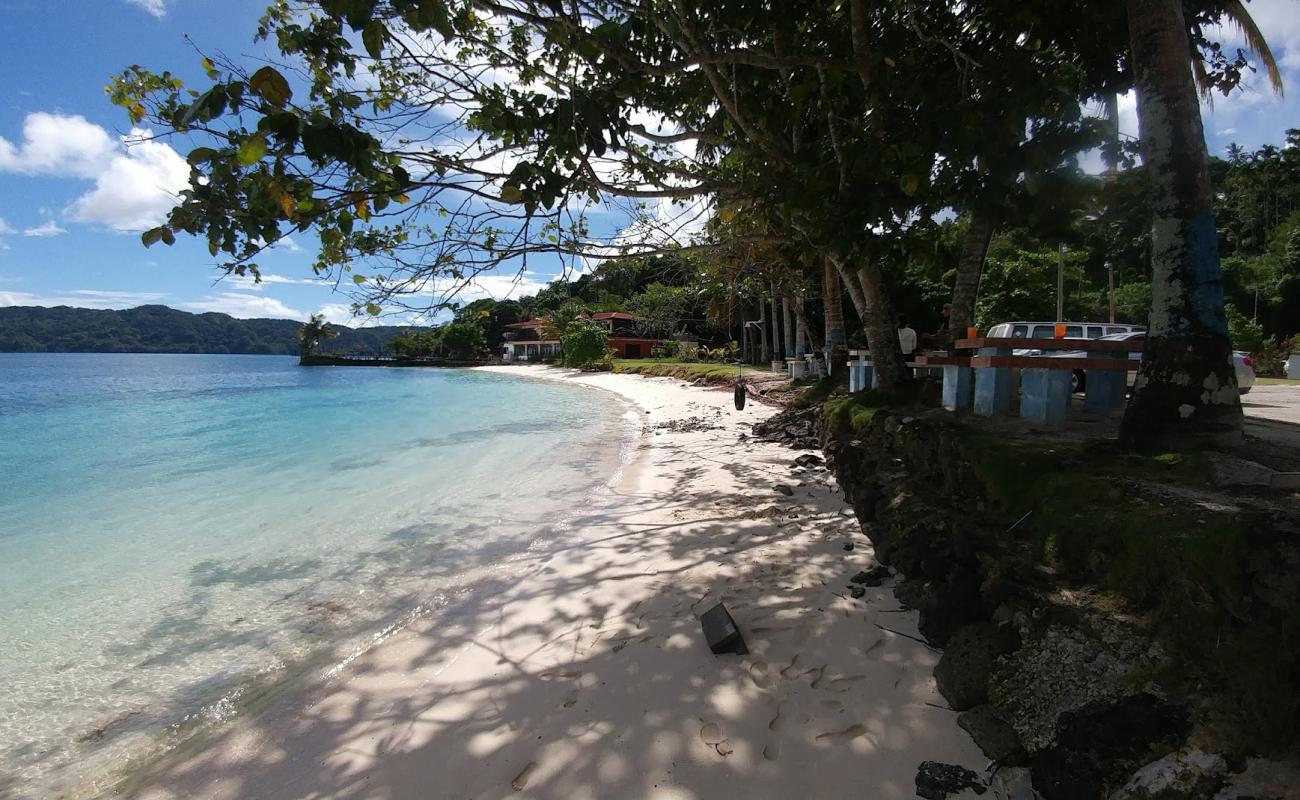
0 354 632 796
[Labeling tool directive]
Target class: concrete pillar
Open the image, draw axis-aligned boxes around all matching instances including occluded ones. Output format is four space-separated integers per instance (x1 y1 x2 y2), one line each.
1084 367 1127 413
942 365 974 411
1020 368 1071 429
974 347 1013 417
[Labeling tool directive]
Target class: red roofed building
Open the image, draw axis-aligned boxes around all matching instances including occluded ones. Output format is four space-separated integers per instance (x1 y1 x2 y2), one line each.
501 312 664 361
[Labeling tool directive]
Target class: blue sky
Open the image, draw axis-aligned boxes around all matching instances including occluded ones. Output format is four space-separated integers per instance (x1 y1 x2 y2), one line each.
1 0 1299 324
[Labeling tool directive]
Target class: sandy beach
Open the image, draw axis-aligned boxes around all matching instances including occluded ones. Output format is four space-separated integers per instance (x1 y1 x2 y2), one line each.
112 365 986 800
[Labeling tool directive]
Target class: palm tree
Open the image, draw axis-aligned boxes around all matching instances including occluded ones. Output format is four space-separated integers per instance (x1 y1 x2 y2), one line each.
1102 1 1282 174
1119 0 1244 448
297 313 338 358
1191 0 1284 101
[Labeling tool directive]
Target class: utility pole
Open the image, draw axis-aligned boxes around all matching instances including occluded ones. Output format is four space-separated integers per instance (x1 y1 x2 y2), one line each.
1107 260 1116 323
1057 243 1066 322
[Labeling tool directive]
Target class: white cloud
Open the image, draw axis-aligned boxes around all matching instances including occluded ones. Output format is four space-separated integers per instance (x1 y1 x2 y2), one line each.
72 289 166 302
67 129 189 232
316 303 358 326
183 292 307 320
0 113 189 233
124 0 166 18
273 236 302 253
0 289 163 308
0 218 14 235
23 220 66 237
0 112 119 178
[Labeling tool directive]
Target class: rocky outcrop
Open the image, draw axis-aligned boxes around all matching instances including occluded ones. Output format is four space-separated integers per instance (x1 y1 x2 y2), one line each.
816 402 1300 800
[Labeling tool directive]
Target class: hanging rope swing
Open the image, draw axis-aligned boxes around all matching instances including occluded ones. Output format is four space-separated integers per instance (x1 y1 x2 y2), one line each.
734 364 746 410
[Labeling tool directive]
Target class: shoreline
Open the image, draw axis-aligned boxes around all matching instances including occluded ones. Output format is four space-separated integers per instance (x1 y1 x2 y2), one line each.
102 365 985 799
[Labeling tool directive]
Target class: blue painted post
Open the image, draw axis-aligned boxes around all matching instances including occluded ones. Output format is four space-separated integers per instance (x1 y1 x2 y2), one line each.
1084 352 1129 413
974 346 1013 417
1021 368 1071 428
942 365 974 411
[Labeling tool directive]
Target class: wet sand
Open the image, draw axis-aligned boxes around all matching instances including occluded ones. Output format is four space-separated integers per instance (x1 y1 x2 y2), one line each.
112 365 985 799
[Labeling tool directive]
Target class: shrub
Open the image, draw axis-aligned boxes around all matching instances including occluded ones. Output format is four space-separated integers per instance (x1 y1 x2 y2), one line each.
560 319 612 368
439 321 487 359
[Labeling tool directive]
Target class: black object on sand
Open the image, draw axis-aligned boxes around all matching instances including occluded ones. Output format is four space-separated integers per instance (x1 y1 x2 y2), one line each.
734 379 746 410
700 602 748 655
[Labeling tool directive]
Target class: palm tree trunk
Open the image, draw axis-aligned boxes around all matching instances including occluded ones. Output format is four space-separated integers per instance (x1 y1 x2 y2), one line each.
1120 0 1242 448
949 211 996 336
852 256 907 394
757 298 770 363
822 256 847 370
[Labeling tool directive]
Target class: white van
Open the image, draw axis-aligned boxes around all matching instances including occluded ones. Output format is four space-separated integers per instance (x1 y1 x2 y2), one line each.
985 321 1146 340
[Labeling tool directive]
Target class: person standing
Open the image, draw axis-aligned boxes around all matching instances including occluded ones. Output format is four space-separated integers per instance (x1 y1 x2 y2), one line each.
897 316 918 357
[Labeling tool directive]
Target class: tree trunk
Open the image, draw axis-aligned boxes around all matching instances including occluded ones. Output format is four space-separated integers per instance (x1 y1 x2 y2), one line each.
822 256 847 370
782 296 795 357
831 253 869 322
770 283 784 360
793 299 809 356
853 256 908 394
757 298 770 363
1120 0 1242 448
950 211 996 337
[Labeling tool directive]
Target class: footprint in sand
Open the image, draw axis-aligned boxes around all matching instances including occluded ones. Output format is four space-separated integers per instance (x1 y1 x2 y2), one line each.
700 722 726 745
511 761 538 791
561 691 579 709
815 724 868 743
779 654 802 680
807 664 829 689
748 661 773 689
762 739 782 761
827 675 867 693
700 722 734 757
817 699 845 716
768 700 791 732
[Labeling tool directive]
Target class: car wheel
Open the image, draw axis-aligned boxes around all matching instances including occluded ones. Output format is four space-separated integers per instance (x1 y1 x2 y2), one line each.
1071 369 1086 394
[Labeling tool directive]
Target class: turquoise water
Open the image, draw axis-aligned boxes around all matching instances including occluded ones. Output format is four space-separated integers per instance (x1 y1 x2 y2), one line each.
0 354 633 796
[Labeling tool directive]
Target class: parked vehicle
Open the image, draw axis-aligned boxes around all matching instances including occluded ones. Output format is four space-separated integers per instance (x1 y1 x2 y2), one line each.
1055 331 1254 395
985 321 1146 340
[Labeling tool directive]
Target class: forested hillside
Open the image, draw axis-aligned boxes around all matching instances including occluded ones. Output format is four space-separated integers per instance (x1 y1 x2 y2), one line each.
0 305 406 355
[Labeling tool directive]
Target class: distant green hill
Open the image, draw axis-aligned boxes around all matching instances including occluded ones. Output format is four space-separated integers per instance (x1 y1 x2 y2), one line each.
0 305 410 355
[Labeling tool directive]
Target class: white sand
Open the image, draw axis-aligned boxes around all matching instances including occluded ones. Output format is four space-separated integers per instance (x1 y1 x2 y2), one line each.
115 365 985 799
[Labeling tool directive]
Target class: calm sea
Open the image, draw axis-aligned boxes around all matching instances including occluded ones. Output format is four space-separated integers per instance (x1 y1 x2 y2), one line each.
0 354 633 797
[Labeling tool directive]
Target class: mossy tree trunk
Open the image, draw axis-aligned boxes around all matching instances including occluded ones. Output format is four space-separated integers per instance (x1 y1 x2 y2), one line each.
823 256 847 369
950 211 996 337
1120 0 1243 449
853 255 908 394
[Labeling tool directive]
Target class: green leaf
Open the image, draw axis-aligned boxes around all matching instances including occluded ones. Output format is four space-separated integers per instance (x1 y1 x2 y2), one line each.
186 147 220 165
365 302 382 316
499 183 524 204
249 66 292 107
899 173 920 196
415 0 455 39
237 134 267 165
352 274 366 284
362 20 386 60
160 228 176 246
141 227 166 247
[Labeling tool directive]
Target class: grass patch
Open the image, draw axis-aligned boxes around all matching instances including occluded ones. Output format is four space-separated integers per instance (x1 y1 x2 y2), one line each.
824 392 885 431
612 358 776 381
1255 377 1300 385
